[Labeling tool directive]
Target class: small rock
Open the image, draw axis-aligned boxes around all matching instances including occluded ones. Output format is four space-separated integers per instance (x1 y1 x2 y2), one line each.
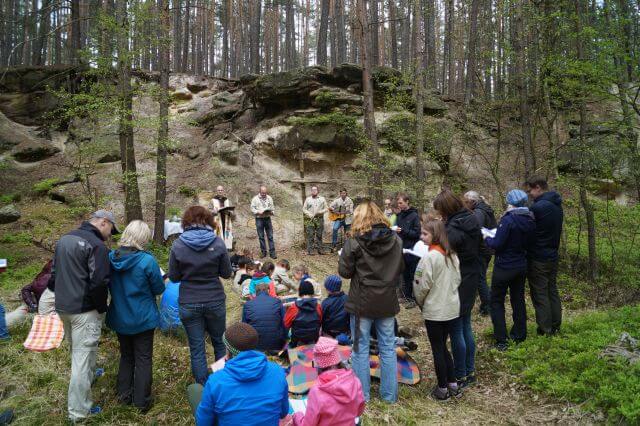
212 139 239 165
171 87 193 101
0 204 20 224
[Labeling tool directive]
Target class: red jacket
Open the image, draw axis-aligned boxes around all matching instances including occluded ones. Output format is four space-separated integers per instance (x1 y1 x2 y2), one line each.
20 260 52 308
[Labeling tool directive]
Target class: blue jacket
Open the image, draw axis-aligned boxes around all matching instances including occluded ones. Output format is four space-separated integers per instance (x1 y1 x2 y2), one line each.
485 208 536 270
529 191 564 262
195 350 289 426
168 227 232 304
291 298 321 344
321 292 349 336
242 292 287 352
106 247 165 335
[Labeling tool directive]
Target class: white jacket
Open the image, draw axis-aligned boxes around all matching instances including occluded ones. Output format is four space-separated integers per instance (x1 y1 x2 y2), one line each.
413 246 461 321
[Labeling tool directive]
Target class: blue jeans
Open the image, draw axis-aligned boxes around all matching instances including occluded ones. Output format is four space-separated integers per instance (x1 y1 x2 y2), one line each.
331 220 351 247
0 303 9 340
450 313 475 380
350 315 397 403
255 217 276 256
179 300 227 385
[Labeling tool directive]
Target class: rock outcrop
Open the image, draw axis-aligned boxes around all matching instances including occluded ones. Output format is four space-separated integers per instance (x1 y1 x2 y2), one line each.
0 204 20 224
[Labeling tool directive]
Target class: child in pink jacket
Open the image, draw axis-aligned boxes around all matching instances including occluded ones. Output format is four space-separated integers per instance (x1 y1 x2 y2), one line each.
293 336 365 426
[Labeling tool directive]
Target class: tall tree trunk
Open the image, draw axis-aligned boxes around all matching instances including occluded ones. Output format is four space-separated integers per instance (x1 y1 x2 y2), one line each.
317 0 329 65
424 0 436 87
173 0 182 71
513 0 536 177
388 0 398 68
182 0 190 72
285 0 295 70
154 0 170 243
335 0 346 63
370 0 379 65
444 0 454 96
400 0 410 71
464 0 480 104
414 0 426 210
32 0 51 65
358 0 382 204
116 0 143 222
249 0 261 73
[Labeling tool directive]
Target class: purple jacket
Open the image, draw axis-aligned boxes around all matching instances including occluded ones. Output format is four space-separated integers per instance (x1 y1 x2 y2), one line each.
21 260 53 308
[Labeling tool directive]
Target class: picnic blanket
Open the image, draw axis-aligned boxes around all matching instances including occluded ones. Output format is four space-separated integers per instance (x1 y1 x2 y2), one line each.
286 344 420 394
23 312 64 352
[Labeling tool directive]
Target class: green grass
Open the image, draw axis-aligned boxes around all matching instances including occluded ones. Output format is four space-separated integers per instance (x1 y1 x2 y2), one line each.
32 178 61 195
502 305 640 422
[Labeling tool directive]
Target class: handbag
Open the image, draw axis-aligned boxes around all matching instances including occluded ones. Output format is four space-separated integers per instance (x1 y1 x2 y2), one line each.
23 312 65 352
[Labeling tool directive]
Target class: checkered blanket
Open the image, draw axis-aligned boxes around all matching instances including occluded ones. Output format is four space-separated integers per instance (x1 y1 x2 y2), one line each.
23 313 64 352
286 344 421 394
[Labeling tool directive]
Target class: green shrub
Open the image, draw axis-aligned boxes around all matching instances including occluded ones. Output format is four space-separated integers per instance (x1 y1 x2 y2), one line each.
178 185 197 198
0 193 21 204
503 305 640 422
32 178 60 195
314 90 338 111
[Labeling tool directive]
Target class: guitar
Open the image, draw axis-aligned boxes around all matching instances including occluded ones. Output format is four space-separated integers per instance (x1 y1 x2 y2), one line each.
328 211 346 222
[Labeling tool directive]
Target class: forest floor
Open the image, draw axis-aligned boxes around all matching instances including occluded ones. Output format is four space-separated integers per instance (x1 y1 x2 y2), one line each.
0 218 599 425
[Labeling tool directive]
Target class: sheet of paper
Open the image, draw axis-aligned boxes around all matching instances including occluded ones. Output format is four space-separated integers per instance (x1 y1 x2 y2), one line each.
481 227 497 239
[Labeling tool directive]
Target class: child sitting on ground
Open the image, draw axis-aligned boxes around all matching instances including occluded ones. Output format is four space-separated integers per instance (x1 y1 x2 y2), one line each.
230 247 254 273
413 220 462 401
247 268 277 299
233 258 254 295
292 265 322 298
284 281 322 347
274 259 298 295
292 336 365 426
320 275 349 338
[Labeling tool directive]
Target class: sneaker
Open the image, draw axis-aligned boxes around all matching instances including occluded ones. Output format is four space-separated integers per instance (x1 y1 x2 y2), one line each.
494 342 508 352
464 374 477 388
0 409 14 425
270 254 277 260
430 386 450 401
89 406 102 415
447 383 462 398
95 368 105 378
261 252 268 258
404 300 417 309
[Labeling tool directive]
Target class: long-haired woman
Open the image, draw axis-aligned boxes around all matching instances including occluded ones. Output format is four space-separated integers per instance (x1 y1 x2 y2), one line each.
338 201 404 403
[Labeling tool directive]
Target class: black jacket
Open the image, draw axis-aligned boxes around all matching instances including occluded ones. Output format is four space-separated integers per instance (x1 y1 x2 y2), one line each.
395 207 421 248
242 292 287 352
529 191 563 262
339 224 404 319
473 201 497 259
50 222 110 314
445 209 482 316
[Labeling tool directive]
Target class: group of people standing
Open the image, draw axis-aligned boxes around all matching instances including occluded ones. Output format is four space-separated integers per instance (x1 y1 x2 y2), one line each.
0 175 564 424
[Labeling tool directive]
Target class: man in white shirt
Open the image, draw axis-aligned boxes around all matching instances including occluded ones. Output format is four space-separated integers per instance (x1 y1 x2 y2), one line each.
329 188 354 252
302 186 327 255
250 185 277 259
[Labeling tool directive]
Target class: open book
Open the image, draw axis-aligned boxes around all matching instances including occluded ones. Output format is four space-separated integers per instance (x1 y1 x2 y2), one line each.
481 227 497 239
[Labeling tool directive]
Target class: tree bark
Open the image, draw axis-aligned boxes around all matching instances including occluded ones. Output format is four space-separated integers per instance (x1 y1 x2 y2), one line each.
182 0 190 72
358 0 382 204
116 0 143 222
154 0 170 243
414 0 425 211
173 0 182 71
370 0 379 65
464 0 480 104
444 0 454 96
388 0 398 68
317 0 329 66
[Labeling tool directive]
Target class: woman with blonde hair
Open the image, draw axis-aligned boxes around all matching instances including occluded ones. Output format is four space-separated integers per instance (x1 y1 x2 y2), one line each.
106 220 165 411
338 201 403 403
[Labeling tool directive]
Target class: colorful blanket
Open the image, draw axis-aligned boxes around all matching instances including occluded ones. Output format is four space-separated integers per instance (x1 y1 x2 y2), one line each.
286 344 420 394
23 313 64 352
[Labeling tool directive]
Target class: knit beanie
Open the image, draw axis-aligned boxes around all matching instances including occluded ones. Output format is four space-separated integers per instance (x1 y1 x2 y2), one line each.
299 280 315 296
324 274 342 293
223 322 258 357
506 189 529 207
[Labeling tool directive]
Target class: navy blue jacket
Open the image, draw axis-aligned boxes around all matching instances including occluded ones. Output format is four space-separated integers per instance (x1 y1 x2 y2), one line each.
529 191 564 262
321 292 349 336
107 247 165 335
396 207 421 248
291 298 321 344
168 227 232 304
485 208 536 271
242 292 286 352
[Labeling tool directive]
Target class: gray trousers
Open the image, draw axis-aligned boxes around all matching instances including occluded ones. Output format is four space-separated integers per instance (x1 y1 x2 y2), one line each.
527 259 562 335
59 310 104 422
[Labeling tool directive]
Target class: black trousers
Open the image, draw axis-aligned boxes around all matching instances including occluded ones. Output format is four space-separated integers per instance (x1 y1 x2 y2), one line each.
490 266 527 344
402 253 419 301
116 329 155 410
424 319 456 388
527 259 562 335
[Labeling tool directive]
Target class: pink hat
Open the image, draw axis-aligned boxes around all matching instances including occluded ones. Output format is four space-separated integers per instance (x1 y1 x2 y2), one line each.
314 336 341 369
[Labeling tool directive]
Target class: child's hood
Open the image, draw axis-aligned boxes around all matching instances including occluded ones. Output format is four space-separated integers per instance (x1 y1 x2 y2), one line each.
315 369 361 404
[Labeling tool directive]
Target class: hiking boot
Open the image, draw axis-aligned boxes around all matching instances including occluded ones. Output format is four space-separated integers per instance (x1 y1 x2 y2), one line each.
398 326 417 339
464 374 477 388
270 253 277 260
430 386 450 401
494 342 508 352
479 307 490 317
403 340 418 351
